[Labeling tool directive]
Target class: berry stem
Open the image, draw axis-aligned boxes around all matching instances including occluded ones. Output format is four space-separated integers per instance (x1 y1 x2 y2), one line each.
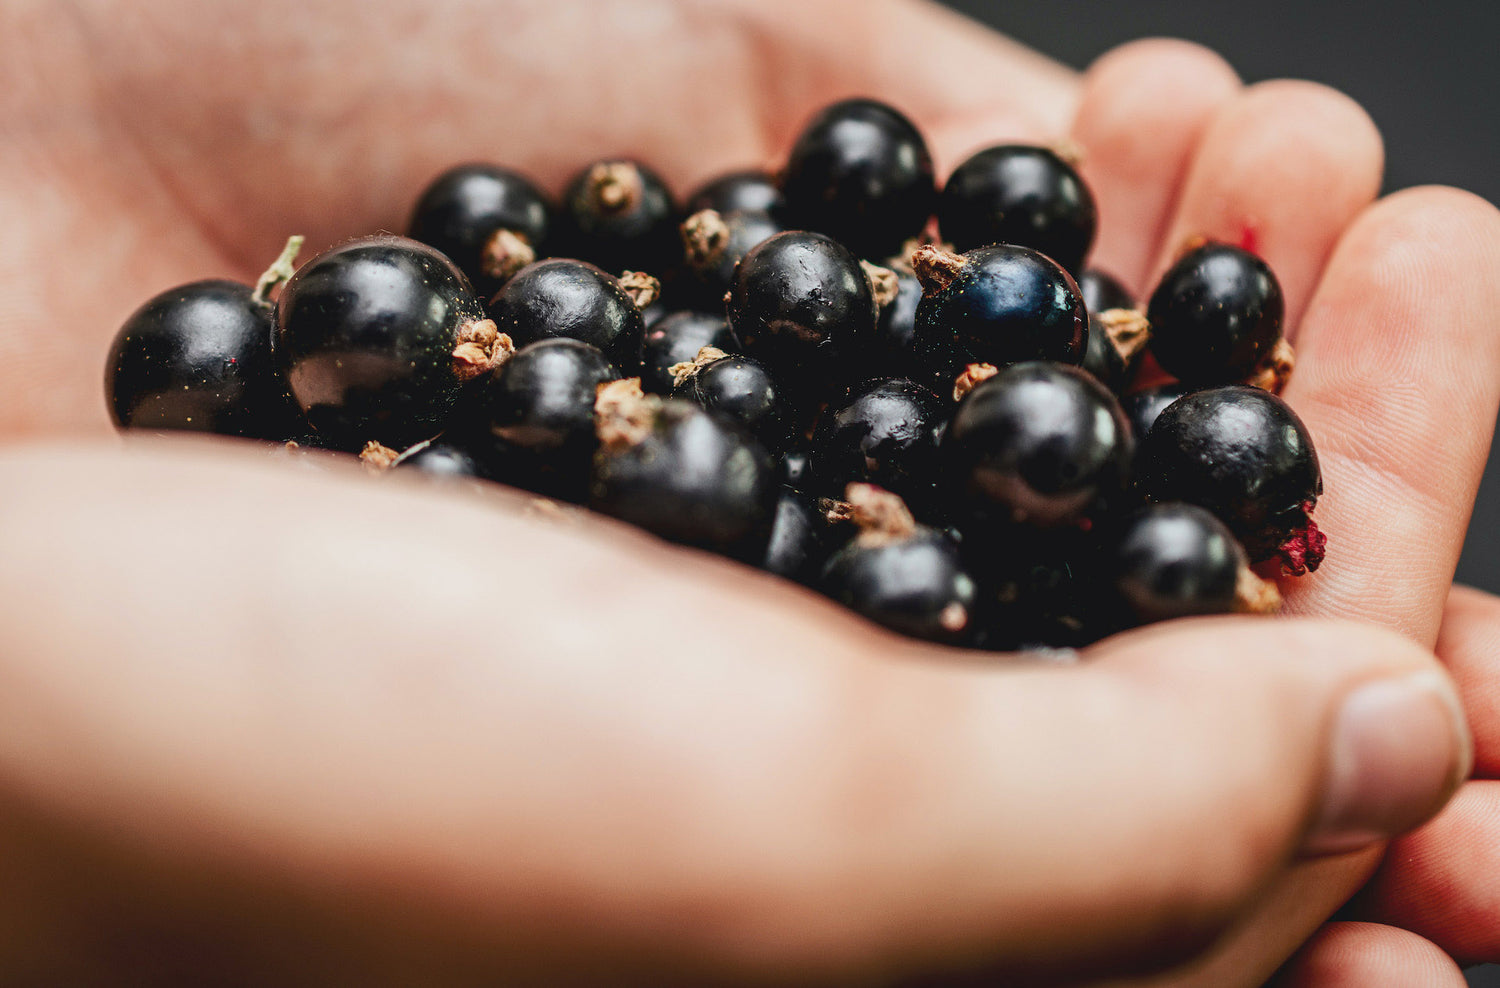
681 210 730 270
251 235 305 307
1097 308 1152 364
911 244 965 295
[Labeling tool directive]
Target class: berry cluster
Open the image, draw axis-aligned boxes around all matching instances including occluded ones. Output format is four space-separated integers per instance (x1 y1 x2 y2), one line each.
105 97 1326 651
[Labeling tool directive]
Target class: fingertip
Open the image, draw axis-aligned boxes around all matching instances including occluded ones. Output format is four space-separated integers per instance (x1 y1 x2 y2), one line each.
1273 922 1467 988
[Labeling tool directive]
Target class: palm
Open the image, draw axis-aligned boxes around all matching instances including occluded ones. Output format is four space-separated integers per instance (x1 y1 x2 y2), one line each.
1 1 1496 984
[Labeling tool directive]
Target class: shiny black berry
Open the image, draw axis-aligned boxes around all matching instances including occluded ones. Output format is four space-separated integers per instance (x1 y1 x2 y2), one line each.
1110 502 1272 625
486 259 647 371
671 350 790 451
943 362 1132 529
938 145 1097 275
639 310 738 395
1121 384 1191 441
1079 268 1135 314
407 164 552 299
912 244 1086 387
762 487 844 586
107 279 298 439
781 98 936 259
274 235 496 449
561 160 678 275
686 169 785 218
1146 243 1284 385
591 392 775 559
820 487 975 645
392 438 490 481
1135 386 1325 574
726 231 877 398
812 378 946 510
680 208 783 309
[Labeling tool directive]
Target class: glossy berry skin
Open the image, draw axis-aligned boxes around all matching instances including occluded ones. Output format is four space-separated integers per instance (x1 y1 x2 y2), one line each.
761 487 843 586
393 439 489 480
561 159 678 275
943 362 1132 529
686 170 785 218
812 378 946 510
857 268 922 382
780 98 936 260
1110 503 1247 625
486 259 645 371
938 146 1097 274
778 447 813 489
1121 384 1191 441
1147 243 1284 384
1079 268 1134 315
726 231 877 396
821 528 976 645
274 236 486 449
591 401 776 559
1135 385 1322 566
672 353 789 451
913 245 1087 386
485 339 618 452
683 209 783 308
107 279 298 439
639 311 737 395
407 164 551 299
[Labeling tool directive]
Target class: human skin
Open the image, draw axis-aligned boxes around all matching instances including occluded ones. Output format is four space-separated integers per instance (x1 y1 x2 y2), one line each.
0 0 1497 984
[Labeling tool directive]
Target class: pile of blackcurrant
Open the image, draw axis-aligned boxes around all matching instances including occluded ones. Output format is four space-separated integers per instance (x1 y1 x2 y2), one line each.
105 97 1326 651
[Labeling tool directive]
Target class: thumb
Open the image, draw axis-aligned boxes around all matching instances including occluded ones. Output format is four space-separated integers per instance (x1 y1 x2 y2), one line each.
869 617 1473 983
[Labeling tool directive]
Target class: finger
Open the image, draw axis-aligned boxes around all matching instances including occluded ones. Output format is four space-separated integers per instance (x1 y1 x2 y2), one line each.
1349 783 1500 965
1147 80 1383 331
0 441 1469 985
1435 585 1500 777
1068 39 1242 294
1280 189 1500 644
1270 922 1467 988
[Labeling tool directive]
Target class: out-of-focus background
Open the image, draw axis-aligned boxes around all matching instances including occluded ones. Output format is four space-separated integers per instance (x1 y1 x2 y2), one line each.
932 2 1500 983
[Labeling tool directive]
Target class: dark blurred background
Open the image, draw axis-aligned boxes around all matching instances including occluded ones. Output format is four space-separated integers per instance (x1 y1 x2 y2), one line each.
932 1 1499 983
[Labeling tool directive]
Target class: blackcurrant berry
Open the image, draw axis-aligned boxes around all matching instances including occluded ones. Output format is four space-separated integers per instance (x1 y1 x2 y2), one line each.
1079 268 1134 314
938 145 1097 275
591 384 776 559
274 235 502 449
911 244 1086 388
780 98 936 260
1135 385 1325 574
1109 502 1280 626
855 265 922 382
686 169 785 218
820 485 975 645
680 208 784 309
639 310 738 395
486 259 649 371
407 164 552 299
1146 242 1287 386
392 437 490 481
670 348 790 452
561 160 679 275
1120 384 1190 441
943 361 1132 529
107 278 298 439
812 378 946 511
726 231 878 399
761 486 845 587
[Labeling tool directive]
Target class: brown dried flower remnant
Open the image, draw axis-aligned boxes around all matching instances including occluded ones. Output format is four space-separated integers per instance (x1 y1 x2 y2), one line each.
451 318 514 382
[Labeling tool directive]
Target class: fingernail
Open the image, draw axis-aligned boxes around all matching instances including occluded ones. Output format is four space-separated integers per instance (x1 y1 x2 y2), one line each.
1305 670 1473 856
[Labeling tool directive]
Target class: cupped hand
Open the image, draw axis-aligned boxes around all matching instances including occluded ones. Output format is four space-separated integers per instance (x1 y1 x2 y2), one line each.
0 1 1496 985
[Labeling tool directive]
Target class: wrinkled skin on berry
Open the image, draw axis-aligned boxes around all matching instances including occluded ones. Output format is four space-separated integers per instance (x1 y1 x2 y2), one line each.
1135 385 1325 572
938 145 1097 275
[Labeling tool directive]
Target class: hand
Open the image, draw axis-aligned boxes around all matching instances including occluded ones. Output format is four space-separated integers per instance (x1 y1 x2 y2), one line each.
0 1 1494 984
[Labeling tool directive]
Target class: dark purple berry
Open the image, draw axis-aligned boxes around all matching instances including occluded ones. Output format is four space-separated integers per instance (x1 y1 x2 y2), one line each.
639 310 737 395
671 350 790 451
938 145 1097 275
781 98 935 259
407 164 552 299
486 259 647 371
686 169 785 218
1146 243 1284 385
761 487 844 586
1079 268 1134 314
392 437 490 481
1121 384 1191 441
812 378 946 510
680 208 783 308
1110 502 1271 625
561 160 678 275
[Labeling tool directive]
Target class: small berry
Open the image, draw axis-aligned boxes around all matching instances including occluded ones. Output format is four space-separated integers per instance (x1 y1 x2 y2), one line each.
938 145 1097 274
561 160 679 275
486 259 648 371
107 277 298 439
274 235 500 448
392 437 490 481
1120 384 1190 441
812 378 946 511
911 244 1086 386
639 310 738 395
1078 268 1134 314
407 164 552 299
1109 502 1281 625
1135 385 1325 573
670 348 790 451
781 99 936 260
680 208 783 308
1146 242 1287 386
686 169 785 218
761 486 845 586
943 361 1132 529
